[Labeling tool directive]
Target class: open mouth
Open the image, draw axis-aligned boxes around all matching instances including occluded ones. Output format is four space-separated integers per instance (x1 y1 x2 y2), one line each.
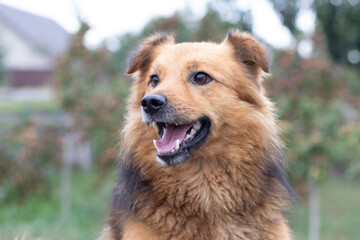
153 117 211 166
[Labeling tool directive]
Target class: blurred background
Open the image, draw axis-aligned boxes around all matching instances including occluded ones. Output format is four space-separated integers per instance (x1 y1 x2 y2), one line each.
0 0 359 239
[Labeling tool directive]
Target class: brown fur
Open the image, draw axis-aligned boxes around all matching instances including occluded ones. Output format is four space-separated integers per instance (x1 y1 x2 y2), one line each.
98 30 293 240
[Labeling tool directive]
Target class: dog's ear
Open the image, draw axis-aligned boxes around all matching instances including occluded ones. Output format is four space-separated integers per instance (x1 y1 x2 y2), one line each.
127 33 174 74
224 30 270 76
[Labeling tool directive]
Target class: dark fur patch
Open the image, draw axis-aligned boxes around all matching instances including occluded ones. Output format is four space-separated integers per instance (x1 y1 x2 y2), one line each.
112 156 149 211
266 163 296 202
108 156 151 239
263 144 296 202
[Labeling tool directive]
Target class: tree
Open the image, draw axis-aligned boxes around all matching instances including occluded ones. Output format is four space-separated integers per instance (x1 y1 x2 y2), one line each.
314 0 360 66
55 22 128 171
269 0 360 67
268 0 299 36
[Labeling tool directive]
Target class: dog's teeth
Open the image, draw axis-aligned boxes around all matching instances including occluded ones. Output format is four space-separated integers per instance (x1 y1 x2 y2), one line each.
190 128 197 137
171 149 175 152
185 134 191 141
153 140 156 147
175 139 180 150
193 120 201 130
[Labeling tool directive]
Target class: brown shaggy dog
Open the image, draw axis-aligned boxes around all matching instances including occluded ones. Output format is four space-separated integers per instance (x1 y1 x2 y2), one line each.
98 30 294 240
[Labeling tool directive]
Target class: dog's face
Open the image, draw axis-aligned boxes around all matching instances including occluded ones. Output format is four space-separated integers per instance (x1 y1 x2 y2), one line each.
127 31 270 166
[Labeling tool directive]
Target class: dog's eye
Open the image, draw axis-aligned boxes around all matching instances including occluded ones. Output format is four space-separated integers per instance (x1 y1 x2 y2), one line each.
150 75 160 87
192 72 212 85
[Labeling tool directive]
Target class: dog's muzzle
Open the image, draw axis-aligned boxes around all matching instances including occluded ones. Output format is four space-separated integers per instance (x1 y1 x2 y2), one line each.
140 94 211 166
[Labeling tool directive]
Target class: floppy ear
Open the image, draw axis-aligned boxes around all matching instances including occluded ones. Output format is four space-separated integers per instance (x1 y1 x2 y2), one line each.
224 30 270 77
127 33 174 74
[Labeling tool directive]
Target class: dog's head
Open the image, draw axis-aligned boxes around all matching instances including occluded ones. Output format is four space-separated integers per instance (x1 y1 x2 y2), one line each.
126 30 271 166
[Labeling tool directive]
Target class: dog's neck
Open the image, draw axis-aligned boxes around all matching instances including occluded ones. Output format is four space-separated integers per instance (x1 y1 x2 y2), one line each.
143 152 288 211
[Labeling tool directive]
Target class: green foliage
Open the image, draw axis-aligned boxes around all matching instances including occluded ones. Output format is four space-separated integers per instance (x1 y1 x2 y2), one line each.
268 0 300 36
54 22 129 170
0 117 62 202
268 51 360 185
109 32 139 74
268 0 360 184
314 0 360 66
270 0 360 67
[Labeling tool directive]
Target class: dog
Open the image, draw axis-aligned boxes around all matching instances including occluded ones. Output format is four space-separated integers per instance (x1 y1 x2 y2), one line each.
98 30 294 240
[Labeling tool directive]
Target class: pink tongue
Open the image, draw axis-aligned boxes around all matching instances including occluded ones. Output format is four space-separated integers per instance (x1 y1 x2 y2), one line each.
154 123 194 153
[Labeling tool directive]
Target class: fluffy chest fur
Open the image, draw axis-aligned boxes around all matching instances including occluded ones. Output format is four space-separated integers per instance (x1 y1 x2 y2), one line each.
108 145 292 240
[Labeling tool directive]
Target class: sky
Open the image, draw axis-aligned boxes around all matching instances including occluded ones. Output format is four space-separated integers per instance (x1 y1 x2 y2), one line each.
0 0 314 50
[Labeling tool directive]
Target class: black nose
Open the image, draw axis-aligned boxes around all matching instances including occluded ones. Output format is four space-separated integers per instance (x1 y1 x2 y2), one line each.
141 94 167 114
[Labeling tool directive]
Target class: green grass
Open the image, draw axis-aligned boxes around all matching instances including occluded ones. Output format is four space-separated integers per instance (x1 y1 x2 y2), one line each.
289 179 360 240
0 174 359 240
0 101 60 112
0 170 115 240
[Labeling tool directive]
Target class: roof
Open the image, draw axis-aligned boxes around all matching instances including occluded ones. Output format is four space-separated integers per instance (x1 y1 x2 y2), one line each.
0 3 70 57
9 70 52 87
